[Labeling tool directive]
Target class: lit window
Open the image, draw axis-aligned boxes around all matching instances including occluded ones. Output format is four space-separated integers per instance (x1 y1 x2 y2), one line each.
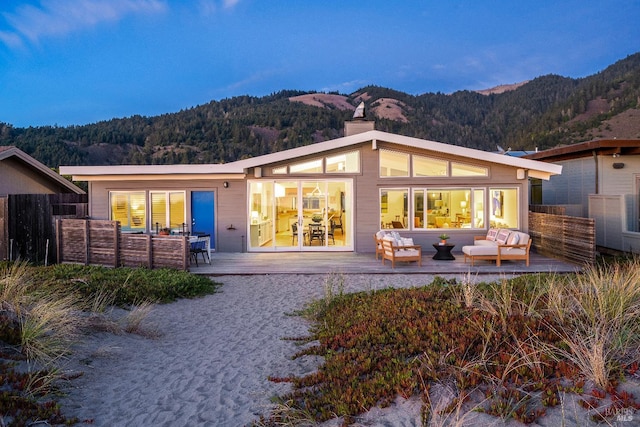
290 158 323 174
380 189 408 229
151 191 186 232
489 188 518 228
109 191 146 232
413 155 448 177
272 166 287 174
452 162 488 177
326 150 360 173
380 150 409 177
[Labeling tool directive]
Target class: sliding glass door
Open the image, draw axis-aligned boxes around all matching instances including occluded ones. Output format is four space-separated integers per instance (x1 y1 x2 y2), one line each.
248 179 352 251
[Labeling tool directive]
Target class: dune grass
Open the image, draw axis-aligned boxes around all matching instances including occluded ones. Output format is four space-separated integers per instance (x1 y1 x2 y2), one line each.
0 261 221 426
262 261 640 426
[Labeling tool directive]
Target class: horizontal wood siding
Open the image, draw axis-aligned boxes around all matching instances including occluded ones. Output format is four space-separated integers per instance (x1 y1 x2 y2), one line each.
57 219 189 270
120 234 152 268
151 236 189 270
57 219 89 264
529 212 595 264
87 220 119 267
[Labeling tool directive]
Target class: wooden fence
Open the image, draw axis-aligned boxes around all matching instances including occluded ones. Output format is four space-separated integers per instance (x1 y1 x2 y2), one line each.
0 193 87 264
529 211 596 265
57 219 190 270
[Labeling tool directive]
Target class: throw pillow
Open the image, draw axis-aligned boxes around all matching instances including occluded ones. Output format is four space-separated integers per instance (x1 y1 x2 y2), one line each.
496 230 511 245
486 228 498 241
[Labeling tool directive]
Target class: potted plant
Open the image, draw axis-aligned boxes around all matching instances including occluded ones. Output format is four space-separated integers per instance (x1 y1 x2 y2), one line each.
159 227 171 236
311 213 323 223
439 233 450 245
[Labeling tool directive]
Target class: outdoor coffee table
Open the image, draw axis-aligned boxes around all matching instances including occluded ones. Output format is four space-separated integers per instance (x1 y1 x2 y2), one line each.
432 243 455 260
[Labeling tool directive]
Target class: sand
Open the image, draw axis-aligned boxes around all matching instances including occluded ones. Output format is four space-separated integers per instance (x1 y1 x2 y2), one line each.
58 273 639 427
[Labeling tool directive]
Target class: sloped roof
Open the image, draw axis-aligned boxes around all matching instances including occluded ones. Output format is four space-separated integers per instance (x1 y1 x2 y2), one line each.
60 130 562 180
0 146 85 194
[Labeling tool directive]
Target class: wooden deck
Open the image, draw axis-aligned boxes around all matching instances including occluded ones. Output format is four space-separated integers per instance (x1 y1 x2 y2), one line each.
190 249 582 276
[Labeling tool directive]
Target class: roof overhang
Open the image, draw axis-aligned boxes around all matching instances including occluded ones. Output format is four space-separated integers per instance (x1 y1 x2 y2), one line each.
59 130 562 181
1 146 85 194
523 139 640 162
232 130 562 179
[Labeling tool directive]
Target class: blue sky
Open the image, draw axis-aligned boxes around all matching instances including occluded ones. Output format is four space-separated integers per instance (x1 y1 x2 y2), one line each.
1 0 638 128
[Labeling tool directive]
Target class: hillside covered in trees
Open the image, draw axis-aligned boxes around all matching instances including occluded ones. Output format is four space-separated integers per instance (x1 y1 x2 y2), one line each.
1 52 639 168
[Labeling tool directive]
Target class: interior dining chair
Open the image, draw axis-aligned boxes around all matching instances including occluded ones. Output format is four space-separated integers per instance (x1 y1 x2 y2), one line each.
292 222 300 244
331 213 344 234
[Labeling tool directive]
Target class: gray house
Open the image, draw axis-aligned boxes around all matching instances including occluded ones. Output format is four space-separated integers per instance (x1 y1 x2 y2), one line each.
524 139 640 253
1 146 86 262
60 120 561 254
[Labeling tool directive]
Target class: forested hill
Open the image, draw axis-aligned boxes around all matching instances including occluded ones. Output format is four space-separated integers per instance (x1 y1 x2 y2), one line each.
2 52 639 168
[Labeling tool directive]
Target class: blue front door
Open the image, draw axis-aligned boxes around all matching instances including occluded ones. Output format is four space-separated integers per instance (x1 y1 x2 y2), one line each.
191 191 215 250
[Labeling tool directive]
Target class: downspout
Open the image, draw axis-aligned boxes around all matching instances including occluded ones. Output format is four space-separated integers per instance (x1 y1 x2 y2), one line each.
593 150 599 194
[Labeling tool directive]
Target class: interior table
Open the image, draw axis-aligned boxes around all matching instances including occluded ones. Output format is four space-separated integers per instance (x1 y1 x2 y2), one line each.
432 243 455 260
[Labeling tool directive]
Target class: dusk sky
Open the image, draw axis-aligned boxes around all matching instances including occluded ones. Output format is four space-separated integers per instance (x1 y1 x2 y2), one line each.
1 0 638 128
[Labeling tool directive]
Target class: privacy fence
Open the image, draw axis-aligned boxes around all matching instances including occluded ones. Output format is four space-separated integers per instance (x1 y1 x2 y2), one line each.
56 219 190 270
0 193 87 264
529 211 596 265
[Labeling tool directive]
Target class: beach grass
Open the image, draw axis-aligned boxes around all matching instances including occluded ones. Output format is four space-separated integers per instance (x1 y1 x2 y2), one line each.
0 261 221 426
263 261 640 426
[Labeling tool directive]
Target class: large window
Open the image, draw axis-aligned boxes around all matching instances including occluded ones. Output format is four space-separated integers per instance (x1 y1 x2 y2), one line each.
413 155 447 177
489 188 519 229
380 189 408 229
272 150 360 175
110 191 146 232
380 150 409 177
151 191 186 232
384 187 488 230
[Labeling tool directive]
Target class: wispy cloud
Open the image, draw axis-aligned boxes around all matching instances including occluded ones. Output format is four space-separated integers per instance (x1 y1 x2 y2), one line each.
1 0 167 48
321 79 369 93
197 0 241 17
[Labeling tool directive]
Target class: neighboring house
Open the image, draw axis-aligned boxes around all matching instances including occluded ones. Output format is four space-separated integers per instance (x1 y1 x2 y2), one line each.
524 139 640 254
59 119 561 254
0 146 84 196
0 146 86 262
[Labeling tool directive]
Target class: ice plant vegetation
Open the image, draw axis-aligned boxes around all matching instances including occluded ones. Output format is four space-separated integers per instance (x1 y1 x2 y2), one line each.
262 263 640 426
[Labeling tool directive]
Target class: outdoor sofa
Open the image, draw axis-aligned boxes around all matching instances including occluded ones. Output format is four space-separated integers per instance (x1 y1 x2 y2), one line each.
462 228 531 267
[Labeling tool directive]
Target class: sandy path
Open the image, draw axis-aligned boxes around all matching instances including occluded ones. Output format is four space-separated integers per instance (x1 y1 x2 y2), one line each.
60 274 448 426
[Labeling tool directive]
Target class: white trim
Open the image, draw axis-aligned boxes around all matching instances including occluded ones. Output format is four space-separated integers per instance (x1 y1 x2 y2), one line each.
59 130 562 181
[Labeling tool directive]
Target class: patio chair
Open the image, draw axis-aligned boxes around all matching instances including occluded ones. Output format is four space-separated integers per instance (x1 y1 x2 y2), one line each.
190 238 209 266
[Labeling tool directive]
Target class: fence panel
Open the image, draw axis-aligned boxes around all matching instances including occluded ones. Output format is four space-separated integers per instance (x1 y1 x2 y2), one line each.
120 234 152 268
529 212 595 264
57 219 189 270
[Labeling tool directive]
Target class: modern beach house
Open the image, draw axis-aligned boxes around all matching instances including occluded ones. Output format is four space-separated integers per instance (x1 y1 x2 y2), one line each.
59 116 562 254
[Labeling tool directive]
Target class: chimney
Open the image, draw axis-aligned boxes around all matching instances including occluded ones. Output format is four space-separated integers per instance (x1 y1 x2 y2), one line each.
344 101 375 136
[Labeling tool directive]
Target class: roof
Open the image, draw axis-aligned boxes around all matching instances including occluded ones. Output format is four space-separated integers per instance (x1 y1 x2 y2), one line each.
523 139 640 162
60 130 562 180
0 146 85 194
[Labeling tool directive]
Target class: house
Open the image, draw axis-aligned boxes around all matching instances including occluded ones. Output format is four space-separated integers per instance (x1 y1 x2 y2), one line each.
0 146 84 196
1 146 86 262
59 118 561 254
524 139 640 254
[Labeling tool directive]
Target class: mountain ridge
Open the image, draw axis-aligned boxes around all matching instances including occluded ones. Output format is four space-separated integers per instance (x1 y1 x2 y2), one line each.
1 52 639 168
